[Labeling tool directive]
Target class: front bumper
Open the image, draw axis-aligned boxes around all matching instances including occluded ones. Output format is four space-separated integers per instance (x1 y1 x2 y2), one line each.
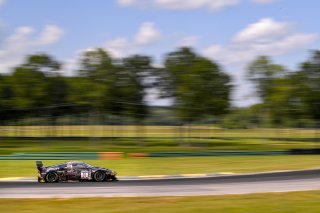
38 173 45 182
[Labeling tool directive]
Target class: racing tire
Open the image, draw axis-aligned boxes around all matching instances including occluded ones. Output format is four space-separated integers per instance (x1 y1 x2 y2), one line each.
93 171 106 182
45 172 59 183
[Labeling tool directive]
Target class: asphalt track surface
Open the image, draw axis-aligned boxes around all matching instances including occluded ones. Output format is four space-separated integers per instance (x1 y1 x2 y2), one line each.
1 169 320 198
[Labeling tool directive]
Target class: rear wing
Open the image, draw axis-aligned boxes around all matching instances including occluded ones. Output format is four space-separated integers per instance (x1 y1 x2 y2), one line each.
36 161 43 171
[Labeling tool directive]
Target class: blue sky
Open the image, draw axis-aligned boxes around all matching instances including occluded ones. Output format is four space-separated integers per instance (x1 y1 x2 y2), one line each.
0 0 319 106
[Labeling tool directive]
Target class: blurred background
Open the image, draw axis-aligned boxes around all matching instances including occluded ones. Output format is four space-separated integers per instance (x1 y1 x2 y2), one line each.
0 48 320 155
1 1 320 157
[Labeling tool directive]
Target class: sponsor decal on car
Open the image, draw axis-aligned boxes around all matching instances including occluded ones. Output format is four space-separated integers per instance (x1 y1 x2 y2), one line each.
81 171 90 179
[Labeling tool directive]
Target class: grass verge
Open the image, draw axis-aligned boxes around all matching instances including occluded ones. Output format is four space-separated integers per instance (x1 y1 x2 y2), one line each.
1 191 320 212
1 126 320 138
0 137 319 155
1 155 320 178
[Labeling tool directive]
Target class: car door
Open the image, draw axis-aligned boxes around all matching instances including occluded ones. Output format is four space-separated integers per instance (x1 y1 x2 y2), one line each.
65 162 78 180
74 163 91 180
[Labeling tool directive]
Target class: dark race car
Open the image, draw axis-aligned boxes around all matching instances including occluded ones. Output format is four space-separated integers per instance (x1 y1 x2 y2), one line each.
36 161 118 183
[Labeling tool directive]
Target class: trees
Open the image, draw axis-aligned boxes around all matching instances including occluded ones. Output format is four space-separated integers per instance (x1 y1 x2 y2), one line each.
0 74 15 122
2 47 320 127
0 48 234 124
79 48 113 81
76 49 150 120
119 55 153 119
298 51 320 121
11 66 48 110
247 56 285 103
157 47 231 122
246 56 287 126
45 76 70 120
247 53 320 127
6 54 69 122
76 49 112 113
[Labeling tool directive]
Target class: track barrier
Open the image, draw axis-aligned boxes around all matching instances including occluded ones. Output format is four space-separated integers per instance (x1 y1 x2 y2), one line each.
2 149 320 160
98 152 124 160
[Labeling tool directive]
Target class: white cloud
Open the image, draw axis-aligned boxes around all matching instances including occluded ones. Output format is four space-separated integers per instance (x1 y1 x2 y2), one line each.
117 0 280 10
117 0 151 8
203 18 317 65
202 18 317 107
0 0 5 7
232 18 291 43
252 0 279 4
63 22 162 74
105 22 162 58
134 22 161 46
178 36 199 47
62 48 91 76
154 0 240 11
37 25 64 45
0 24 64 73
117 0 241 11
105 37 133 58
117 0 137 6
63 57 78 76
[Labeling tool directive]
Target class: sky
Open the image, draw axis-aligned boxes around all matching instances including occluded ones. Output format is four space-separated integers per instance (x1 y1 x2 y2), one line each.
0 0 319 106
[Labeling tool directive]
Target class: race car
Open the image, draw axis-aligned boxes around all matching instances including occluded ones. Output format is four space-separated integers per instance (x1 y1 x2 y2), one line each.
36 161 117 183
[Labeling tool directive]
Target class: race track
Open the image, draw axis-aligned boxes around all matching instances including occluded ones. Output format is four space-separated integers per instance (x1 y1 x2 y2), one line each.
1 169 320 198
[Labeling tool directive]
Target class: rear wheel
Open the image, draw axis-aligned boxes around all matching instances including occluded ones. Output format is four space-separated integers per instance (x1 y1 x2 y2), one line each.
93 171 106 182
45 172 59 183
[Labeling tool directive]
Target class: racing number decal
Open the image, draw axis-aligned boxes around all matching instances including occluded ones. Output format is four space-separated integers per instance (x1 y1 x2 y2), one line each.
81 171 89 179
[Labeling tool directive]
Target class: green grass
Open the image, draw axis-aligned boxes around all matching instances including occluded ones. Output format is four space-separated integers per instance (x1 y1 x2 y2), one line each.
1 155 320 178
1 126 319 155
1 125 320 138
1 126 320 155
1 191 320 212
0 137 319 155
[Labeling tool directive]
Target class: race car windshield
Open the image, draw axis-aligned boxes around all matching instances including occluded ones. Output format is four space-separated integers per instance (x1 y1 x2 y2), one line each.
84 163 94 168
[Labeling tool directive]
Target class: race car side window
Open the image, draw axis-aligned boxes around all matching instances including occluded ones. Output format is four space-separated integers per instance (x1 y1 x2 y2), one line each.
84 163 94 168
73 163 87 169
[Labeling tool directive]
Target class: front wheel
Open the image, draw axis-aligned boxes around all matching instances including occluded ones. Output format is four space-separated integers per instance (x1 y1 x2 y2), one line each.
93 171 106 182
45 172 59 183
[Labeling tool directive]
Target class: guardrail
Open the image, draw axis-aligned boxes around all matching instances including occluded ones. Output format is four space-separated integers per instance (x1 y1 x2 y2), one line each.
0 150 294 160
148 151 288 157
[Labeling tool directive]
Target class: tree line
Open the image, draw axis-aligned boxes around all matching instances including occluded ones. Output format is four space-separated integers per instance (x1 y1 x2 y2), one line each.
225 51 320 128
0 47 230 124
0 47 320 127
